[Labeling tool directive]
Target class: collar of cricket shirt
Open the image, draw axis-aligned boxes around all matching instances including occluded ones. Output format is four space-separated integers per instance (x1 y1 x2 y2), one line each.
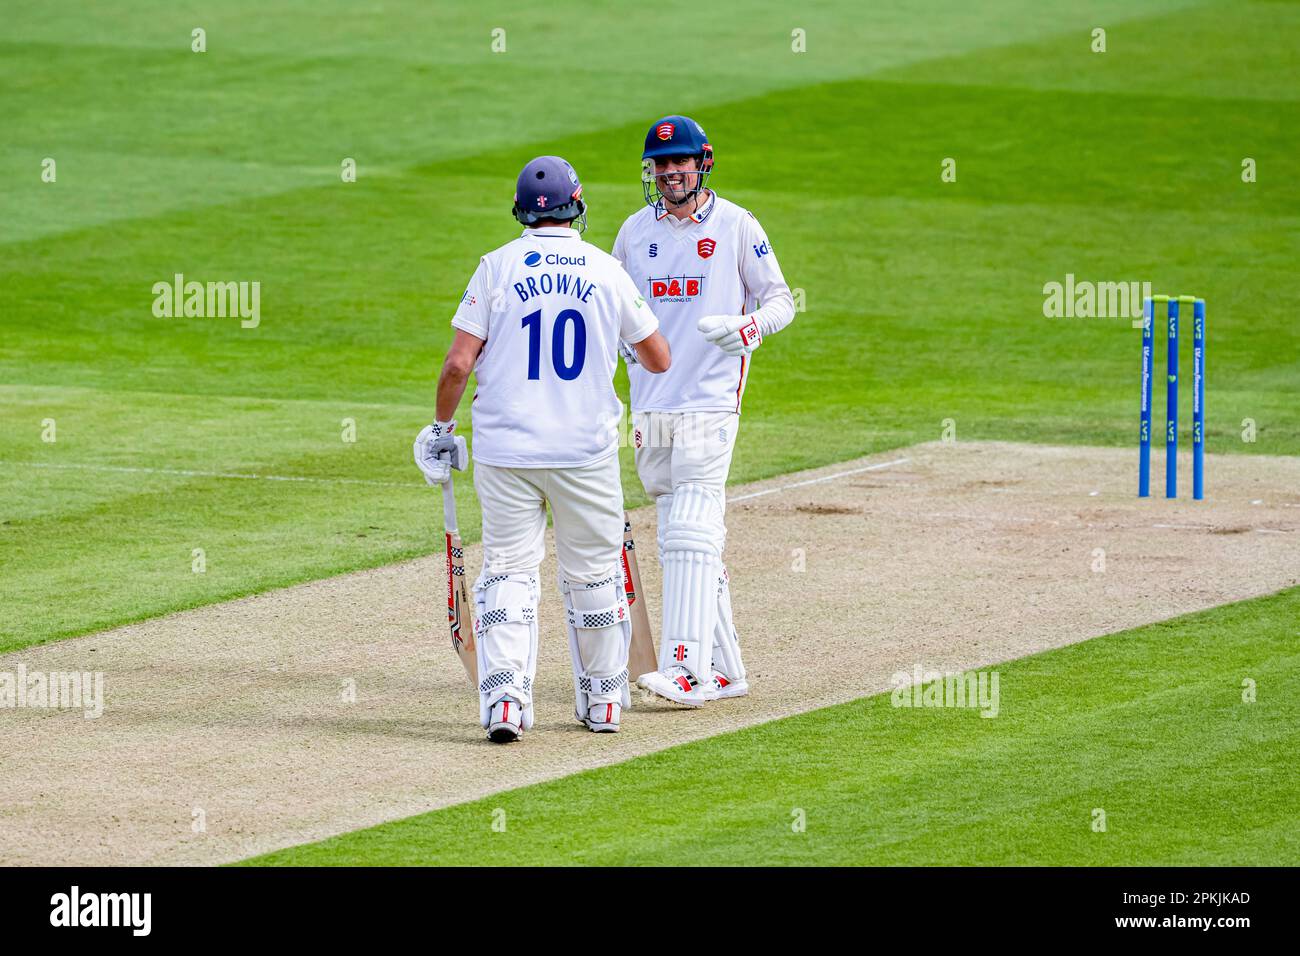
522 227 580 239
654 190 716 227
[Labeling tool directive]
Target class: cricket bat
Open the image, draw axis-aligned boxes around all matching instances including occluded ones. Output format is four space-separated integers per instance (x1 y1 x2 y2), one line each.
442 476 478 688
622 514 658 680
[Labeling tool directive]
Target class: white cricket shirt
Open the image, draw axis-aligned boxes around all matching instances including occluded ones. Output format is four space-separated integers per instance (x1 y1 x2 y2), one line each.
612 192 791 414
451 227 659 468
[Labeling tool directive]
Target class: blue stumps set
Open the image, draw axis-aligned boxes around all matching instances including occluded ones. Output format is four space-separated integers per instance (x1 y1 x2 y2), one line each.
1139 295 1205 499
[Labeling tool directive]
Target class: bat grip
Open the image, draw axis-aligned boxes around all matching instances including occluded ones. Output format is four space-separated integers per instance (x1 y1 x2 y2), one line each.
441 475 459 533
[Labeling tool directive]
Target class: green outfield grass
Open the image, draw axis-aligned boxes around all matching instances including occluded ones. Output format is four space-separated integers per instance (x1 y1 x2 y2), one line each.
3 0 1298 651
243 586 1300 866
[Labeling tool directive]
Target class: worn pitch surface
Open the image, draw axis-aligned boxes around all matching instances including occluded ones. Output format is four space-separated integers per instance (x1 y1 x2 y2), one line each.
1 442 1296 865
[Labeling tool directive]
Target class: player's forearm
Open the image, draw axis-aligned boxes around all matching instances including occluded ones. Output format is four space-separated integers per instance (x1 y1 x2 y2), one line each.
435 358 471 422
633 330 672 372
749 286 795 337
435 330 485 422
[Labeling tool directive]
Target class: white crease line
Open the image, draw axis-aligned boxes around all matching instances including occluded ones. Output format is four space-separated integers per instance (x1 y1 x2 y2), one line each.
732 457 911 503
1 460 417 489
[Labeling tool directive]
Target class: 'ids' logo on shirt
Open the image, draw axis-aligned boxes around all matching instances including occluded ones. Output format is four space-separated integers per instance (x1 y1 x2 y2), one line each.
650 276 703 299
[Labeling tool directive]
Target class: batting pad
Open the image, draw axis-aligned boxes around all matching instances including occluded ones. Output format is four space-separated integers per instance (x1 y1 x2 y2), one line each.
658 482 723 682
711 567 747 681
655 493 673 566
474 571 540 729
563 570 632 720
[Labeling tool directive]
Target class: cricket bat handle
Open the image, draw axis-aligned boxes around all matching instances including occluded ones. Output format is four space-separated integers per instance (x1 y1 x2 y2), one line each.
441 474 459 533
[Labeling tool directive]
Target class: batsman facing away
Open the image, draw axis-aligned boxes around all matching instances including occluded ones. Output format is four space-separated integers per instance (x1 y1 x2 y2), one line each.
416 156 671 742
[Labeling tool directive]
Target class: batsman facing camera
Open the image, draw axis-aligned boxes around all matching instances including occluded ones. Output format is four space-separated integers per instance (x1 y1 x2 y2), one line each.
613 114 796 707
641 113 714 210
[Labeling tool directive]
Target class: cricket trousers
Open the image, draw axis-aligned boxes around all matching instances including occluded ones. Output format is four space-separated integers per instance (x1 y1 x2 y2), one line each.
471 453 630 726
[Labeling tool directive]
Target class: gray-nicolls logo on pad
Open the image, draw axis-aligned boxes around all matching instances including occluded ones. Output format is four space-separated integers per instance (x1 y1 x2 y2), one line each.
50 886 151 936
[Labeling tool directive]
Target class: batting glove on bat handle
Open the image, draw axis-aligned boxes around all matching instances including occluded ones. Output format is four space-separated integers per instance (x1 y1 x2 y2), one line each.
414 422 468 485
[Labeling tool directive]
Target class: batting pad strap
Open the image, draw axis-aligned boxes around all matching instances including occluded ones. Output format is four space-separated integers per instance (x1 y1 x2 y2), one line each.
479 670 533 696
476 572 539 632
478 604 536 630
561 572 628 629
578 668 628 696
566 603 626 629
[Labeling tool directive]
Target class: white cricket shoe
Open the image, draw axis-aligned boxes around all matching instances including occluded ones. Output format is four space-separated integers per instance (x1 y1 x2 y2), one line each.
582 701 621 733
704 671 749 701
487 696 524 744
637 666 710 708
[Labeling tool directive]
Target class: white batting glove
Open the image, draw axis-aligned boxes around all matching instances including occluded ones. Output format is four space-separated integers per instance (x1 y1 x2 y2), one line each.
414 420 468 485
698 314 762 357
619 340 640 366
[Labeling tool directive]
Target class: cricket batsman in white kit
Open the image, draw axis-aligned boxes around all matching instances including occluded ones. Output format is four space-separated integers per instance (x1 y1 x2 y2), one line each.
415 156 670 742
613 115 795 706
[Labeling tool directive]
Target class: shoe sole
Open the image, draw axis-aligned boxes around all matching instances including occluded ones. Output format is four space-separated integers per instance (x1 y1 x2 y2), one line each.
704 679 750 701
637 675 707 708
487 725 521 743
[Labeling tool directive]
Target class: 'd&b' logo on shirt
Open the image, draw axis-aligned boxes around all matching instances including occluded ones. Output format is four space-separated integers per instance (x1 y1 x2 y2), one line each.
649 275 703 300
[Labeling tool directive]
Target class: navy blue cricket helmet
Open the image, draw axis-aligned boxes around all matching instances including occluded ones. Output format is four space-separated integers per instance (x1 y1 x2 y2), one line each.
512 155 587 231
641 114 714 207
